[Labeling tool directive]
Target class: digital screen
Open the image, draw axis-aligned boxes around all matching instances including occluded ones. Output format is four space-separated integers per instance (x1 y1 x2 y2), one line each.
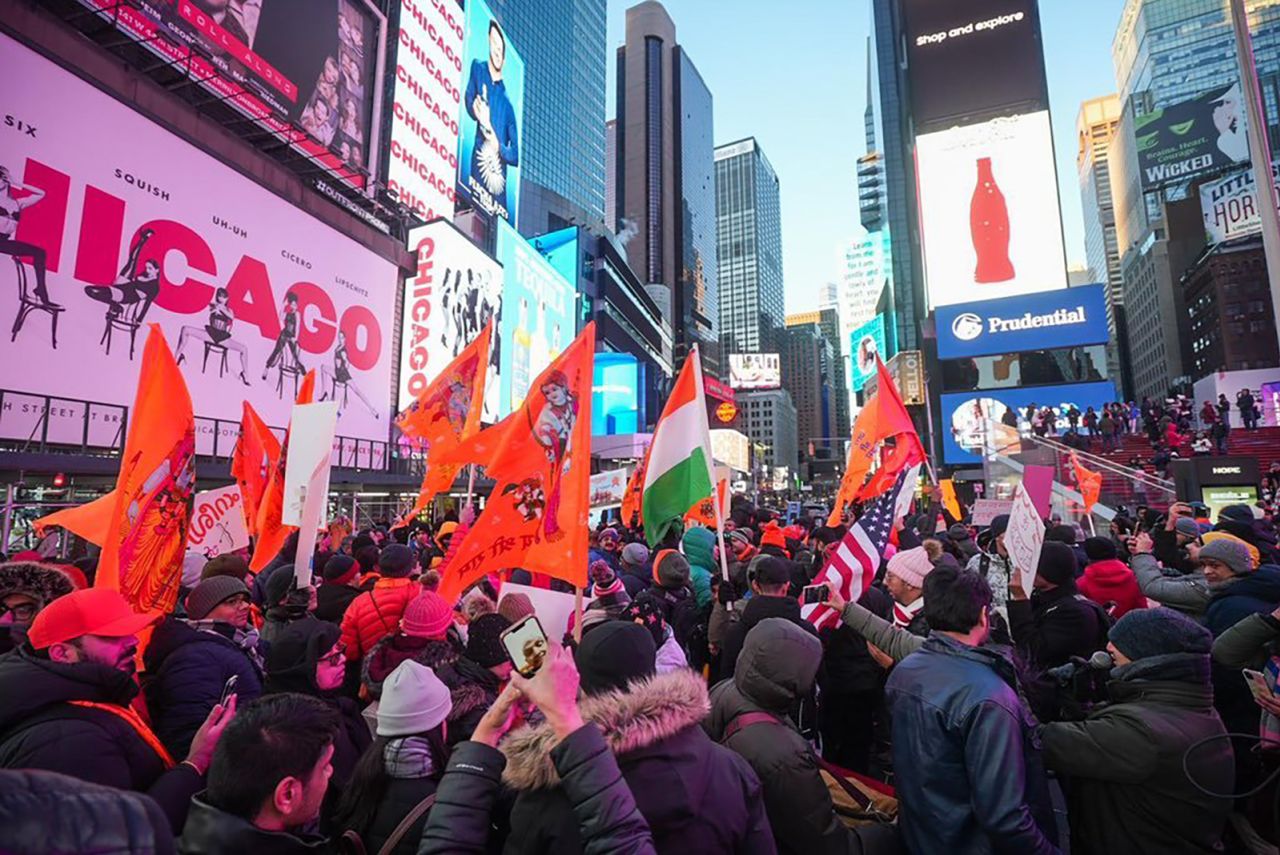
456 0 525 225
936 284 1109 359
916 111 1067 310
941 346 1109 392
535 227 581 289
849 314 888 391
1136 83 1250 190
592 353 639 436
729 353 781 390
940 381 1117 464
903 0 1046 129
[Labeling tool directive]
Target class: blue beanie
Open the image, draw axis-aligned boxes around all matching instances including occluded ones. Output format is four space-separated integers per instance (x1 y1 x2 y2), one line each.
1108 607 1212 662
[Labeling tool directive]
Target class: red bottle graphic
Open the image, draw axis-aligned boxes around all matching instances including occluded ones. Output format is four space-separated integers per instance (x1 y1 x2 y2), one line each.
970 156 1015 283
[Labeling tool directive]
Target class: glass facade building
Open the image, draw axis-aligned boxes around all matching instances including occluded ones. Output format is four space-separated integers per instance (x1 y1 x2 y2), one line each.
675 48 720 371
715 137 784 357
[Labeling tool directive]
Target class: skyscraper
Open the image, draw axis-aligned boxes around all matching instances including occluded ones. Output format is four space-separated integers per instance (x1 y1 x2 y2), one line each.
605 119 617 232
786 309 850 445
715 137 784 357
486 0 608 233
614 1 720 374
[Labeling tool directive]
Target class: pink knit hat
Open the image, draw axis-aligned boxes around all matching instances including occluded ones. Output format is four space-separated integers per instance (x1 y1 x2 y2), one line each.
886 546 934 590
401 591 453 639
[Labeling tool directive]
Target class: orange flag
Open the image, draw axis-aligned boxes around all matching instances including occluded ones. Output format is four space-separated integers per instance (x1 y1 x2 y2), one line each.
34 491 117 546
392 321 492 530
620 445 650 526
1071 452 1102 513
685 478 729 528
96 326 196 616
250 371 317 572
435 324 595 602
230 401 280 540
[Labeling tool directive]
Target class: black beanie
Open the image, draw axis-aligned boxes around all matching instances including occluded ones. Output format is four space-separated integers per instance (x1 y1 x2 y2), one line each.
378 544 415 578
575 621 656 695
1037 541 1078 587
1083 536 1118 562
465 613 512 668
264 565 297 606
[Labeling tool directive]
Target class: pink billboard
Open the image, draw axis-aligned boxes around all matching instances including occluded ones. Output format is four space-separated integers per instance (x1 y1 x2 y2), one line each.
0 34 397 445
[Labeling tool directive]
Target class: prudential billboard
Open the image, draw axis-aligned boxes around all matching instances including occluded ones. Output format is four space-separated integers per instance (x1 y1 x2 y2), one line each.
936 285 1110 360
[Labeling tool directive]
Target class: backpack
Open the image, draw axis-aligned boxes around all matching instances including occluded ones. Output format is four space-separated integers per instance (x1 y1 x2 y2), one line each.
337 792 436 855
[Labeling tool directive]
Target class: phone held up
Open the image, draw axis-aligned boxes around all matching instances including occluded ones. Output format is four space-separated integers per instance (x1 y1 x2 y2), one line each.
801 584 830 605
500 614 549 678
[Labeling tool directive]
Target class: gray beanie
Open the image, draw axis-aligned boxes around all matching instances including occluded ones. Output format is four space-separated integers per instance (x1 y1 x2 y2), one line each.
186 576 249 621
1108 607 1212 661
621 542 650 568
377 660 452 737
1198 538 1253 576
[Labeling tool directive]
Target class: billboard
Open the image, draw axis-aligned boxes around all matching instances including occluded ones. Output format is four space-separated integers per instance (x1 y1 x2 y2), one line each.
849 314 888 391
729 353 781 390
916 111 1067 309
495 220 576 416
1200 163 1279 244
903 0 1046 129
940 381 1116 464
386 0 464 223
936 284 1109 359
593 353 640 436
75 0 385 189
400 220 503 421
1136 82 1249 190
711 428 750 473
0 35 397 444
589 467 629 509
456 0 524 225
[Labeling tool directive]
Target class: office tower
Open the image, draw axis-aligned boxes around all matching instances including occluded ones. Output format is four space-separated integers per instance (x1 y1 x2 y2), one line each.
786 309 850 444
715 137 784 357
740 388 799 474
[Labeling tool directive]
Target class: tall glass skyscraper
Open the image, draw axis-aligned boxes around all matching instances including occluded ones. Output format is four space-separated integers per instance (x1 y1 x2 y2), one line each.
486 0 608 232
676 49 720 369
714 137 783 357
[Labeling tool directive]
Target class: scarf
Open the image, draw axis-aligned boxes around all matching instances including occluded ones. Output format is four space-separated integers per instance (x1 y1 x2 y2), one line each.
384 736 437 780
188 619 266 673
891 597 925 629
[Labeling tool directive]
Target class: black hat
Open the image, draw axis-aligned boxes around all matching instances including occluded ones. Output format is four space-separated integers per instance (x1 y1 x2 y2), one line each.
322 554 358 584
465 613 512 668
1046 524 1078 546
575 621 656 695
264 565 297 606
185 576 249 621
1037 541 1077 587
378 544 415 578
1083 537 1118 562
1109 607 1212 661
266 620 341 694
987 514 1010 538
751 556 791 587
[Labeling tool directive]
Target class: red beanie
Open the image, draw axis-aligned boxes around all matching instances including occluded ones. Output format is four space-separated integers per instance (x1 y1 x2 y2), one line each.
760 522 787 551
400 591 454 639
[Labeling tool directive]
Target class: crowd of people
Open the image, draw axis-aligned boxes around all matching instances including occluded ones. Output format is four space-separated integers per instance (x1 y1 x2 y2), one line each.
0 486 1279 853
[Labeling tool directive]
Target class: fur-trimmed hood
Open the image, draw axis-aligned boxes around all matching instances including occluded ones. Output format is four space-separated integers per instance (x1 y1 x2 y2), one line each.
501 668 709 790
0 562 74 610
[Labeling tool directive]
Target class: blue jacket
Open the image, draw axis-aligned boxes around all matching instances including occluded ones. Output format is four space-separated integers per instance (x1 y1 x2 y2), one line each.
885 634 1059 855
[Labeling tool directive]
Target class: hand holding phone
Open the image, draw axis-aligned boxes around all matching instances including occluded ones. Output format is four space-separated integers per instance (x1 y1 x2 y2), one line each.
219 675 239 707
801 585 829 605
500 615 549 678
1244 668 1274 702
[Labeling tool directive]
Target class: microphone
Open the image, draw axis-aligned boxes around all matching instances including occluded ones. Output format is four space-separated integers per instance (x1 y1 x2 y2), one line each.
1046 650 1115 684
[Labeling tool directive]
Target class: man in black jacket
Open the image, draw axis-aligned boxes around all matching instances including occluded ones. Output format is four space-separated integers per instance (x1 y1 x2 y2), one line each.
0 769 175 855
1008 541 1110 673
716 556 818 683
0 588 233 834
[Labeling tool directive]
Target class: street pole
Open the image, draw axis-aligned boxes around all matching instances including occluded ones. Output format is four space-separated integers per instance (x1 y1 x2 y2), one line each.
1230 0 1280 359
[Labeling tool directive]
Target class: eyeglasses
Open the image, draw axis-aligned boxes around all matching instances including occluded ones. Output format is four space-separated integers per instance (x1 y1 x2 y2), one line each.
0 602 36 623
320 646 346 667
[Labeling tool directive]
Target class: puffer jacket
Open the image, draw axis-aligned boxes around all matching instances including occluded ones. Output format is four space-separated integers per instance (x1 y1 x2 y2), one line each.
707 618 884 854
884 634 1058 855
0 768 174 855
143 617 265 758
1078 559 1148 618
340 577 421 661
681 527 716 609
0 648 204 834
361 633 461 699
501 669 775 854
1040 653 1232 854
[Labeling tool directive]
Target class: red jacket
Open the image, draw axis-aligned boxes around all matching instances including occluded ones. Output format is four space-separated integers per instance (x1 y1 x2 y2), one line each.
1078 559 1148 619
340 577 420 661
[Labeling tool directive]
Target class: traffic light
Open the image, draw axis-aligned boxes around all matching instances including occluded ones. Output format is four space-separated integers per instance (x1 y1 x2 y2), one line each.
52 472 67 488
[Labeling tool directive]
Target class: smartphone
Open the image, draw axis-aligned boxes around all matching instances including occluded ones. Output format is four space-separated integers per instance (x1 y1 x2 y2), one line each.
500 614 549 678
219 674 239 706
801 585 830 605
1244 668 1274 702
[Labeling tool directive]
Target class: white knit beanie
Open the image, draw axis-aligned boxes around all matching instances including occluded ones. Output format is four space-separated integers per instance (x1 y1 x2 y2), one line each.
886 546 935 590
376 660 452 737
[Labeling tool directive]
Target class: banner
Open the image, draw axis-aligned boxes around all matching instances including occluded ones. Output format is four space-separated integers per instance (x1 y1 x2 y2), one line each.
971 498 1013 526
1136 82 1249 190
1 36 397 445
935 284 1110 360
589 468 629 510
1200 163 1280 244
187 485 250 558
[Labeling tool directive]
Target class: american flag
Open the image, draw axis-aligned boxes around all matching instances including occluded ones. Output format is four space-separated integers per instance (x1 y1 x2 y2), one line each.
803 467 917 630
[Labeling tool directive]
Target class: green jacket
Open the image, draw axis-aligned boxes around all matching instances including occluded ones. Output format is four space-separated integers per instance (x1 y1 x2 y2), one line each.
681 527 716 609
837 600 925 664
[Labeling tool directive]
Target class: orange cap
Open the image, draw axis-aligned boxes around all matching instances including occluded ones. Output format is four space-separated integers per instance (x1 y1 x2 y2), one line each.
27 588 160 649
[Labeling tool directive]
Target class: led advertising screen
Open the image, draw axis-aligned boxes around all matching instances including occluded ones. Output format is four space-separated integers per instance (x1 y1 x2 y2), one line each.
592 353 640 436
729 353 781 390
535 226 582 289
1 34 397 445
76 0 384 189
916 110 1068 309
400 220 503 421
903 0 1046 129
456 0 524 225
940 381 1116 464
936 284 1109 359
849 314 888 391
386 0 464 223
495 220 576 416
1136 82 1249 190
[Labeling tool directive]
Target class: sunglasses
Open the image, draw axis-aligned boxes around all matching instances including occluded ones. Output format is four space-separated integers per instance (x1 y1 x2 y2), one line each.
320 645 346 667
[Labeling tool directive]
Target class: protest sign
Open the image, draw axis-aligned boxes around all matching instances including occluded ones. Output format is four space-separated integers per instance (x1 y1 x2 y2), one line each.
187 485 249 558
1005 481 1045 596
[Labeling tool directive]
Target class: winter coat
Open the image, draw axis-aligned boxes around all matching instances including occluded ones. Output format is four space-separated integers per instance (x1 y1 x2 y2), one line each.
1211 610 1280 671
501 668 775 854
315 582 362 624
1078 559 1148 619
707 618 879 855
0 648 204 834
1216 518 1280 566
261 608 320 646
143 617 265 758
434 656 503 747
1007 583 1110 672
716 595 818 684
0 768 175 855
819 586 894 695
655 633 689 673
356 743 441 855
177 795 327 854
1132 552 1210 615
340 577 421 661
681 527 716 609
1203 567 1280 733
1040 652 1232 854
885 634 1058 855
419 725 657 855
361 633 461 699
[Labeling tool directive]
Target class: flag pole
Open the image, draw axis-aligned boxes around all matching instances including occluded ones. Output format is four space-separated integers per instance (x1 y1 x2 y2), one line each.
712 480 734 612
573 586 584 644
465 464 477 511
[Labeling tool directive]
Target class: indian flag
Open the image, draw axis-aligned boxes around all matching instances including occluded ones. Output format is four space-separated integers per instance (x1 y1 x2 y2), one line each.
642 346 715 546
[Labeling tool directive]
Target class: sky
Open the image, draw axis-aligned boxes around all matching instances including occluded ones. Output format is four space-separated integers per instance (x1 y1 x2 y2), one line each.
604 0 1128 314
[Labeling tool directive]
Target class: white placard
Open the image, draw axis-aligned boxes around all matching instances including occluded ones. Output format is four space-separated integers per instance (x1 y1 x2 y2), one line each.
971 498 1014 527
187 484 249 557
284 402 339 586
498 582 586 643
1004 482 1044 597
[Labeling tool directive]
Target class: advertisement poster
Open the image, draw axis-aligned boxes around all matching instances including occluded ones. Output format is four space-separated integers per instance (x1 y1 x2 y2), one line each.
849 314 888 391
76 0 385 188
592 353 640 436
710 428 750 472
399 220 503 422
916 111 1068 309
936 284 1109 359
1200 163 1279 244
386 0 464 223
589 467 629 509
940 381 1115 464
0 35 396 445
729 353 781 390
1136 82 1249 190
495 220 575 416
456 0 524 225
187 484 250 557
